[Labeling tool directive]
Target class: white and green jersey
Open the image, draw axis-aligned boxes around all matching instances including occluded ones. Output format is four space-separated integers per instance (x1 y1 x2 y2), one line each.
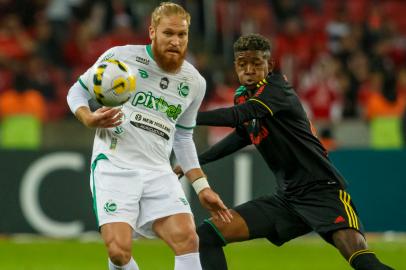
78 45 206 171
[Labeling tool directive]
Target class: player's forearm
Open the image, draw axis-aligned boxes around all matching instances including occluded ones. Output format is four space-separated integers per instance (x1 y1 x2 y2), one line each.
199 130 250 165
196 107 237 127
196 102 267 127
173 128 200 172
75 106 94 128
184 168 206 182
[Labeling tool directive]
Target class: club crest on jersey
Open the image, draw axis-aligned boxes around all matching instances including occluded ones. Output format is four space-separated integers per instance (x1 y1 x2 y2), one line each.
178 82 189 97
160 77 169 89
104 200 117 213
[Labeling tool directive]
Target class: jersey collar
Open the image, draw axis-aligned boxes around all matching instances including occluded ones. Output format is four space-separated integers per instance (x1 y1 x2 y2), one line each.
146 44 154 60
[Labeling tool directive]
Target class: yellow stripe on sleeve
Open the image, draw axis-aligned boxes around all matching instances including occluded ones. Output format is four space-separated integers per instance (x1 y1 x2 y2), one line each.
249 98 274 116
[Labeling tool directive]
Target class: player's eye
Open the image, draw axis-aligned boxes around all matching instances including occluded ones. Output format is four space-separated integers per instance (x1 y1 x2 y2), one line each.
237 62 246 68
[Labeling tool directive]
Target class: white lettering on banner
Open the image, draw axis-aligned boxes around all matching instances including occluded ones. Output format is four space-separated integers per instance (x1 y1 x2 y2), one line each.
234 154 252 205
130 111 173 140
19 152 85 237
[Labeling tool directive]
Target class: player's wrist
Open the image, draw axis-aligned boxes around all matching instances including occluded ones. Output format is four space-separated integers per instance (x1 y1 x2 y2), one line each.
192 177 210 194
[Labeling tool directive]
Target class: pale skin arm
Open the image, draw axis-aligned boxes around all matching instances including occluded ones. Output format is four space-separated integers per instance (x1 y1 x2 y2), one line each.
184 168 233 223
75 106 124 128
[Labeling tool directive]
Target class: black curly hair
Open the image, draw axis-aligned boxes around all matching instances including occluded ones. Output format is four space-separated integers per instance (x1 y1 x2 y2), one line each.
233 34 271 58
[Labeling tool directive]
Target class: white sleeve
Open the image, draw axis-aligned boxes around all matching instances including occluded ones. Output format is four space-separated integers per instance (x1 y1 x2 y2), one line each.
175 74 206 129
66 81 92 114
173 128 200 172
67 46 120 114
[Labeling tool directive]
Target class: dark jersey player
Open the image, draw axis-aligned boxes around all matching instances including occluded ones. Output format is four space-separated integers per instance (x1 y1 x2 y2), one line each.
192 34 394 270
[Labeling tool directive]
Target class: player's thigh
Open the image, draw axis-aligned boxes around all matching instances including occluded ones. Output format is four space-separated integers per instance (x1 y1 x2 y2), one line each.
292 185 364 244
234 195 312 246
153 213 197 241
137 170 192 238
153 213 198 255
100 222 134 251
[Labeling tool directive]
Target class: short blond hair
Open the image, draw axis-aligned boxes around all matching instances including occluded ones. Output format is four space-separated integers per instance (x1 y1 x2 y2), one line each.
151 2 191 28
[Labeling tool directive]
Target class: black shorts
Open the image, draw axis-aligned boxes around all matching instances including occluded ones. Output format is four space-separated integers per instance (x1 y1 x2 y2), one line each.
234 182 364 246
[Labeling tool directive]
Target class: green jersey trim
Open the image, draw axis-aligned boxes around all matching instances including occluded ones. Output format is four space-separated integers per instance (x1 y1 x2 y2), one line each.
78 78 89 92
91 153 109 228
146 44 154 60
204 219 227 245
176 124 195 130
234 85 247 97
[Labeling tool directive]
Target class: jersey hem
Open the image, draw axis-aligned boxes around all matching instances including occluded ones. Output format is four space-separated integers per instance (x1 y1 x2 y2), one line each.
176 124 195 130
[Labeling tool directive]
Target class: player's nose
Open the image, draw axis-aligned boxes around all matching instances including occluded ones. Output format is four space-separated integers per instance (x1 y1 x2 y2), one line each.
245 64 255 74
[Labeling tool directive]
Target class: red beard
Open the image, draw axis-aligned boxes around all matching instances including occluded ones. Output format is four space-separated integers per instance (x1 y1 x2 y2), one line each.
152 41 186 73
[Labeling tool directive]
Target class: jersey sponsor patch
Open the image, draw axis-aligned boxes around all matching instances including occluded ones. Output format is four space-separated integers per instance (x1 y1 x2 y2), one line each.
129 111 172 140
136 56 150 65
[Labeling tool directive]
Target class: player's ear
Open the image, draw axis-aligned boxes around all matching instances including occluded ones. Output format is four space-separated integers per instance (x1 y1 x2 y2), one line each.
149 25 155 40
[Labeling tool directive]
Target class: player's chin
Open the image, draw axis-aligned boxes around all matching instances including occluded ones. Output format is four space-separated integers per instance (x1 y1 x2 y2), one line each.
244 83 257 90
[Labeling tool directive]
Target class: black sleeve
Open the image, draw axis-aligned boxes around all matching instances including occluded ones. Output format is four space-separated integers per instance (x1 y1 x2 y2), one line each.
249 81 291 115
199 130 251 165
196 101 270 127
197 80 293 127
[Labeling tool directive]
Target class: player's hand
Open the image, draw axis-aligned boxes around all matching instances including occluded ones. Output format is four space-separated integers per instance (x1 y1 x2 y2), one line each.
173 165 184 179
84 107 123 128
198 188 233 223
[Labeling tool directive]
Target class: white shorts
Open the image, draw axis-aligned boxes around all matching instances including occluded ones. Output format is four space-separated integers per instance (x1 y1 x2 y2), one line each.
90 158 192 238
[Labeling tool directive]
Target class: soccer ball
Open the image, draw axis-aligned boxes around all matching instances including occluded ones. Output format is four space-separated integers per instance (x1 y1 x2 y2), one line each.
90 59 136 107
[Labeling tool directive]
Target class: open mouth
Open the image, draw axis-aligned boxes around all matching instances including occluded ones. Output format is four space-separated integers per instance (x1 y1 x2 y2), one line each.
166 49 180 54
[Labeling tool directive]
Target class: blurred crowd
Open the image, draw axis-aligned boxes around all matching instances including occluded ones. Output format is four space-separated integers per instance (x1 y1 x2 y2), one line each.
0 0 405 149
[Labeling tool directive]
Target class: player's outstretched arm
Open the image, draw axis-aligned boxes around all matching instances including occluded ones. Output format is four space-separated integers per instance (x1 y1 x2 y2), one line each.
173 130 249 178
75 106 123 128
199 130 250 165
185 168 233 223
196 101 269 127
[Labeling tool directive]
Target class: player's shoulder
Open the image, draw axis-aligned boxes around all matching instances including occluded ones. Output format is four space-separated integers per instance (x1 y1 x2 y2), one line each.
262 73 296 95
268 73 293 88
181 60 204 81
107 44 146 55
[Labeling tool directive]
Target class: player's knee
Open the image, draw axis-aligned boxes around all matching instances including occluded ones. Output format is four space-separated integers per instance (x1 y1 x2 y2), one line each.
332 229 367 260
169 228 199 254
107 240 132 266
197 221 227 247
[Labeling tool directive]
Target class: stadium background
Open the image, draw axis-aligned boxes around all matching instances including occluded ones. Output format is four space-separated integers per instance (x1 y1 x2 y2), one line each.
0 0 405 269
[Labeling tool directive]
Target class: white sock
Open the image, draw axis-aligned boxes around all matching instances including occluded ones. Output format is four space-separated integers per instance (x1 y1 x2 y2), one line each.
174 252 202 270
108 257 139 270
